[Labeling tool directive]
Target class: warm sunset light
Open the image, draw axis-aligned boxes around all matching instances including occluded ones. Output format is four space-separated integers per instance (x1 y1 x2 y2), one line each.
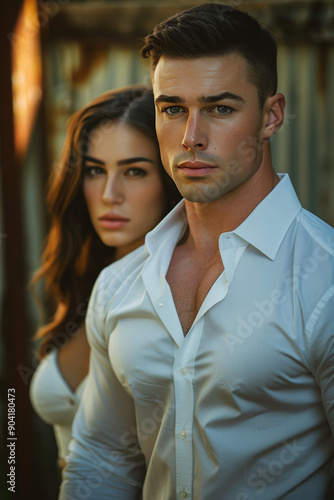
10 0 42 159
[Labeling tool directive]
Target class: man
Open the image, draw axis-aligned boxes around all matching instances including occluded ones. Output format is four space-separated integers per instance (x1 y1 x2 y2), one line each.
60 4 334 499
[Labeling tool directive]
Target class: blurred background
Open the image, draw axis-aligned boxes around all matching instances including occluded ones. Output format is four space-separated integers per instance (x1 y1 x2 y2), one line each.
1 0 334 498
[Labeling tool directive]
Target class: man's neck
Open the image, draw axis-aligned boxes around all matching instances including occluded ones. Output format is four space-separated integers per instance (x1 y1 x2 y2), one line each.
182 165 279 260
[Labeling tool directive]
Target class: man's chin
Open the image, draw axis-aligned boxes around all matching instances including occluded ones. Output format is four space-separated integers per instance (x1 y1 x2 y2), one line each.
177 183 228 203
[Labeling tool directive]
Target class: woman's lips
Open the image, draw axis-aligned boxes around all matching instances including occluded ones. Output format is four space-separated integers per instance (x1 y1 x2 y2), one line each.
98 214 129 229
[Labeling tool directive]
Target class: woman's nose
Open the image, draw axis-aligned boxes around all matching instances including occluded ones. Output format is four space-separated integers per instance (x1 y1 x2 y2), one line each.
102 176 124 204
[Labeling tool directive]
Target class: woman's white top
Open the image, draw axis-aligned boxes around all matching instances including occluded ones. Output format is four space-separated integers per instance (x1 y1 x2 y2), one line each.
30 349 87 461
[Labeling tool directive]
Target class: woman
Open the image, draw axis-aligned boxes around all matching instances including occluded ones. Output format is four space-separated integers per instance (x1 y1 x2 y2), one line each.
29 85 181 468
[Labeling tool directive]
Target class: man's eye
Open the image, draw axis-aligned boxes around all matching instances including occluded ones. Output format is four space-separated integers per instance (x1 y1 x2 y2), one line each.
84 166 104 177
212 105 233 116
162 106 183 116
126 167 147 177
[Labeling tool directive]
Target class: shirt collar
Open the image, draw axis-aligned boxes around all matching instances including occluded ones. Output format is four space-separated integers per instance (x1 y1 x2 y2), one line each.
145 173 301 261
145 199 187 256
234 173 301 260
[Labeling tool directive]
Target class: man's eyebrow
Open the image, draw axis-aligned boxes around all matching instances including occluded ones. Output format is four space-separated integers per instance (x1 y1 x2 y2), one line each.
155 92 244 105
155 95 185 104
200 92 245 104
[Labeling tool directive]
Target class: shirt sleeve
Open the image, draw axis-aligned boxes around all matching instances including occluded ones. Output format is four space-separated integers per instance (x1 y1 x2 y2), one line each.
59 269 146 500
307 285 334 437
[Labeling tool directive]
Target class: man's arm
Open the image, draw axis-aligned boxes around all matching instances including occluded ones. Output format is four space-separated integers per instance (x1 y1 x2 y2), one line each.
308 288 334 436
59 270 146 499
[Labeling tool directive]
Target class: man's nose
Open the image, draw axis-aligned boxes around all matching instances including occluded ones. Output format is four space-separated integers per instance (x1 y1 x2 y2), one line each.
181 111 208 151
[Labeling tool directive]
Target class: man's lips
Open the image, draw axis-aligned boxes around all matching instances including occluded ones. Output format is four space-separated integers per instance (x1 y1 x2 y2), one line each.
98 214 129 229
177 161 217 176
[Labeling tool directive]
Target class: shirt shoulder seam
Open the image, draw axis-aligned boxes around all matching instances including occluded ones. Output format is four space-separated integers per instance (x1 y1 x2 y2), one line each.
305 284 334 350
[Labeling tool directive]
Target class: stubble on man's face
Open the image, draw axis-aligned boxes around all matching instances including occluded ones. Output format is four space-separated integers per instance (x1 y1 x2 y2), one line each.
152 54 268 204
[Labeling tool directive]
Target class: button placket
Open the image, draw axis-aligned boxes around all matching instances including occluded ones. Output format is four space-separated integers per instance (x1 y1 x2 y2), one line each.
173 321 203 500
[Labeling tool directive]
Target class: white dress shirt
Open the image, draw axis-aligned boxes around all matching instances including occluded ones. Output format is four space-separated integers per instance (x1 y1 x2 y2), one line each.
60 174 334 500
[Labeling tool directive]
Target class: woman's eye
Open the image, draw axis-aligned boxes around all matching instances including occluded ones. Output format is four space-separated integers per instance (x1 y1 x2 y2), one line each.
162 106 183 116
84 166 105 177
126 167 147 177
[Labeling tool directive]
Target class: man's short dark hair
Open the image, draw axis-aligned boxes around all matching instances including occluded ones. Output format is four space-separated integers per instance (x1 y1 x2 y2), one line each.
141 3 277 108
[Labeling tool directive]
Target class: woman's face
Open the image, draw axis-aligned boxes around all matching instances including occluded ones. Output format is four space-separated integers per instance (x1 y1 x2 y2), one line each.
83 121 166 259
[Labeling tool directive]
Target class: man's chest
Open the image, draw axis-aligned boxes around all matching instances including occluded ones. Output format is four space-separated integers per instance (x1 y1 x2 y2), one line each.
166 254 224 335
108 281 314 410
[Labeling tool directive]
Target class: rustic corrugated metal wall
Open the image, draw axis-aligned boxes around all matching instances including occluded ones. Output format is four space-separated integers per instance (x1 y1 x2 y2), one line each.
45 44 150 160
273 43 334 225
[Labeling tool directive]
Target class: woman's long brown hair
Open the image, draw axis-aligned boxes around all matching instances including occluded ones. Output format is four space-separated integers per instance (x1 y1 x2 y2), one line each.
32 85 181 358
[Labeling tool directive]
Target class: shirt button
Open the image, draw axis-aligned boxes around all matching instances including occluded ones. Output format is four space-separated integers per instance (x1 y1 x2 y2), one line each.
179 368 188 376
180 431 187 439
158 302 163 307
67 397 74 405
180 491 188 498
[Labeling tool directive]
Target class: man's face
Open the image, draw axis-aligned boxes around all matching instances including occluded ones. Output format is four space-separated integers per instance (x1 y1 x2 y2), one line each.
152 53 272 203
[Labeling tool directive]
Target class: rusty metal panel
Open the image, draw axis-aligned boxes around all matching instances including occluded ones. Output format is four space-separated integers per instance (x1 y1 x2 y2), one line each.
44 43 150 165
272 44 334 225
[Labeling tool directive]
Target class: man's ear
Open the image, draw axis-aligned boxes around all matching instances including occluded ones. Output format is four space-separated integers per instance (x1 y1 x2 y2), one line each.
262 93 286 140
